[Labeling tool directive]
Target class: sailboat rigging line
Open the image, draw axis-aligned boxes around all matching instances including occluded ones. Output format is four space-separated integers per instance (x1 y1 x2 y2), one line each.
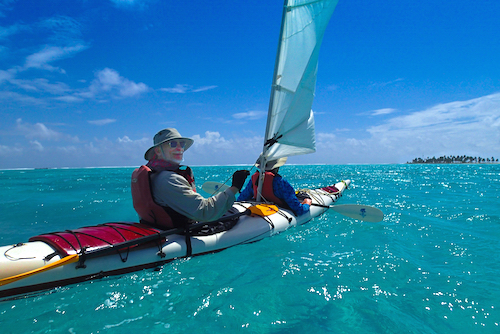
254 186 267 205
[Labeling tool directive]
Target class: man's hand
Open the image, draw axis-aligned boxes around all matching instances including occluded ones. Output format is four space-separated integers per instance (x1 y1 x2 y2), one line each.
301 198 312 205
231 170 250 191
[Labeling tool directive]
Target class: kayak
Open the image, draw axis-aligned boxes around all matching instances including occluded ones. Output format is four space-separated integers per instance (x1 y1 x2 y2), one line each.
0 180 350 299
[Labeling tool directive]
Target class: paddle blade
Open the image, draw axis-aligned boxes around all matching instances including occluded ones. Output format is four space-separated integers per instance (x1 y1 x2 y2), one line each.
330 204 384 223
0 254 80 286
202 181 230 194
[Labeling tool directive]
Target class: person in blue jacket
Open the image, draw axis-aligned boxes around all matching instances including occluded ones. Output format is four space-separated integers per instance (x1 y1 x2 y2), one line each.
237 157 312 216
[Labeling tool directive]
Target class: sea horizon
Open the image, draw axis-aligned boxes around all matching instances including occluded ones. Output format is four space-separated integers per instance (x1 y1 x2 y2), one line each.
2 161 500 172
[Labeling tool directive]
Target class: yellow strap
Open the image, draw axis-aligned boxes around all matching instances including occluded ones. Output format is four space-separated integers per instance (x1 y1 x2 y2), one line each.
0 254 79 286
248 204 279 216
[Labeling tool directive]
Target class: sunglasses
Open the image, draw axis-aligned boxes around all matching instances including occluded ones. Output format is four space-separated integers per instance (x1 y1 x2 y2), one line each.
167 140 186 148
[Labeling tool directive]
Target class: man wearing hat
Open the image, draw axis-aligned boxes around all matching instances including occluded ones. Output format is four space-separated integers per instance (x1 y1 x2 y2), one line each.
132 128 249 228
237 157 312 216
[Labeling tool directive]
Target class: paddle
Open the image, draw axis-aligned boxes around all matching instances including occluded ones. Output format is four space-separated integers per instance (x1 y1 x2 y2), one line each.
202 181 230 194
203 181 383 222
312 203 384 223
0 205 279 287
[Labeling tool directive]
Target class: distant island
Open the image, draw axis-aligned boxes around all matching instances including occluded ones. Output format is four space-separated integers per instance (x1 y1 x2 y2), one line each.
407 155 498 164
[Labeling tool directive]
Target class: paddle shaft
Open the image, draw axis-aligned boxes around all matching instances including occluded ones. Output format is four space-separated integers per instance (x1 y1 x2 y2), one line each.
311 203 332 209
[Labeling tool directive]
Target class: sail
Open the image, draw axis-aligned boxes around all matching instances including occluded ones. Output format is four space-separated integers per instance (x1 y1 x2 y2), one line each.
262 0 339 162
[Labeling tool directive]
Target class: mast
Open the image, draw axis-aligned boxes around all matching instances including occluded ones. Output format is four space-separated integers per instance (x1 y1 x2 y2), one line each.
257 0 289 202
256 0 339 202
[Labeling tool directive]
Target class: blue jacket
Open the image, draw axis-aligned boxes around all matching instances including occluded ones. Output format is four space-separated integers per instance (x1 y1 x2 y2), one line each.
237 173 310 216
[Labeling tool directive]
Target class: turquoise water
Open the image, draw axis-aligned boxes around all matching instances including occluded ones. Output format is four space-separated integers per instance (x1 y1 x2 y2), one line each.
0 164 499 333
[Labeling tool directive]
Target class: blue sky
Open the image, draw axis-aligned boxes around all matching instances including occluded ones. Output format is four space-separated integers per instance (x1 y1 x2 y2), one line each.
1 0 499 169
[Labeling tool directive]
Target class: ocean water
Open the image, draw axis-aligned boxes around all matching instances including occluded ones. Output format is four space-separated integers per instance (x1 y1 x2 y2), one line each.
0 164 499 333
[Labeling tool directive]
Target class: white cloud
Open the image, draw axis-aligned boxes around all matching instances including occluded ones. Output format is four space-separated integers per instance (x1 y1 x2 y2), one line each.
2 58 149 106
160 84 189 93
24 44 88 73
110 0 141 7
87 68 149 98
88 119 117 126
10 78 71 95
191 131 229 146
314 92 500 163
0 91 44 104
16 118 64 141
2 93 499 168
0 69 15 83
192 85 218 92
0 23 28 40
232 110 267 120
370 108 397 116
0 129 151 168
118 136 132 143
78 135 150 164
0 32 89 104
0 144 22 156
97 68 123 88
30 69 149 103
39 16 83 44
160 84 217 94
370 78 404 88
54 95 84 103
187 131 262 165
0 15 92 105
312 110 327 116
109 0 152 10
15 118 79 142
317 132 336 141
30 140 44 151
369 94 500 134
119 80 149 97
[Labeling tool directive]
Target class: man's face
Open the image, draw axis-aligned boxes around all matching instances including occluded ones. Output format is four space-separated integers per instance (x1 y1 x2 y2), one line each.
157 140 185 163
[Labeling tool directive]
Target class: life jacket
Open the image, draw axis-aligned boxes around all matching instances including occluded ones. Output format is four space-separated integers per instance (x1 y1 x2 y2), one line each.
131 165 195 229
251 171 285 207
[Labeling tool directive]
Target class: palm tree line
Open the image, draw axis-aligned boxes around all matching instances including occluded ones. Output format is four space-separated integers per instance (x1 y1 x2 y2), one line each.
408 155 498 164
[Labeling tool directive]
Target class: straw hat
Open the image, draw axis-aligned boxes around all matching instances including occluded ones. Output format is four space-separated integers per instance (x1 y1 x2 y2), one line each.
256 156 287 171
144 128 194 160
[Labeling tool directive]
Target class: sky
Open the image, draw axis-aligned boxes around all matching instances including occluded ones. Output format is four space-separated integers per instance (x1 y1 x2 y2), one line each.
1 0 499 169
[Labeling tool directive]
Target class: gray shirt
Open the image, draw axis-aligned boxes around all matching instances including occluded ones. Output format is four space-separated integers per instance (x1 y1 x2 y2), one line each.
150 170 236 222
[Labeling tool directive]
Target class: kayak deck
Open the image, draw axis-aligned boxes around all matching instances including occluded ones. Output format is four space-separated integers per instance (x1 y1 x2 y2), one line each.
29 222 164 257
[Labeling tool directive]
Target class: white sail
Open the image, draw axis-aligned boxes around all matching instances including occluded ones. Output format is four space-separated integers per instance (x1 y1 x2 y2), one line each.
262 0 339 162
